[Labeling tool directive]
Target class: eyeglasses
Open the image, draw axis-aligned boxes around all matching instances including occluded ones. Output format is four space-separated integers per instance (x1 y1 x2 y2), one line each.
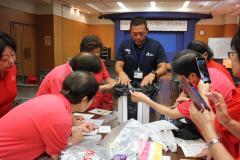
228 51 237 58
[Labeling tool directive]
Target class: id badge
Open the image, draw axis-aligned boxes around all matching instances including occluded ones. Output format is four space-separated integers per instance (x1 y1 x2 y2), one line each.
134 68 143 79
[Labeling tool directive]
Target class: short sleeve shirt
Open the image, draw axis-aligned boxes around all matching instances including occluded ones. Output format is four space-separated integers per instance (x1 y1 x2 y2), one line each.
116 37 167 79
36 62 72 96
0 94 72 159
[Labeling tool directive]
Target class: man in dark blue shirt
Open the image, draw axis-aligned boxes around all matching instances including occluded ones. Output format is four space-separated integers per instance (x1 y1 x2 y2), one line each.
115 16 168 119
115 16 168 87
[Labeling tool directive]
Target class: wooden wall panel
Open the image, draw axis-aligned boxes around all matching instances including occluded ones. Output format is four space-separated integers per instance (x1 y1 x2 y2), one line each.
195 25 223 43
37 15 54 71
62 18 88 62
224 24 237 37
0 6 36 34
88 24 115 59
53 15 63 66
195 24 237 43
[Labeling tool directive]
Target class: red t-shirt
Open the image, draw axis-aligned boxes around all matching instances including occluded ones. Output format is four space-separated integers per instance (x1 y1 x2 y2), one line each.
207 59 234 83
177 68 235 118
214 90 240 159
88 59 112 111
0 65 17 117
0 94 72 160
36 63 72 96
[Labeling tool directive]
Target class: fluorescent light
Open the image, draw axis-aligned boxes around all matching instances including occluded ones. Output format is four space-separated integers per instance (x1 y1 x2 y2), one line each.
202 1 208 6
87 3 102 12
150 1 156 7
182 1 190 8
70 7 75 14
117 2 127 9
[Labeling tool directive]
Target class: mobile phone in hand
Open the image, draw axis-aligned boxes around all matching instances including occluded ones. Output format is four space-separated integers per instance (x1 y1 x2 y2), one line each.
196 57 211 84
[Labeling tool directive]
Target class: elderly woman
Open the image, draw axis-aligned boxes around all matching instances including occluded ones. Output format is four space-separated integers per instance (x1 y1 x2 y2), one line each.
0 31 17 117
190 28 240 160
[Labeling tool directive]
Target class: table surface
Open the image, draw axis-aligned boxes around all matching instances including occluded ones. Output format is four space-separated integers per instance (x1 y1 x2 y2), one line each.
96 113 202 160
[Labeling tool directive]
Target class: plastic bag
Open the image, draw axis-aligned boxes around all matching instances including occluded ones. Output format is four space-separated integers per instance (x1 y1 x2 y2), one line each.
100 119 150 159
60 134 111 160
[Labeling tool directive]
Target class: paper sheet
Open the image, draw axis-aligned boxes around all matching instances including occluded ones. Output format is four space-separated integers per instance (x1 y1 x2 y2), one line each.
162 156 171 160
87 119 104 126
143 120 178 133
176 138 207 157
89 109 112 116
98 126 111 133
83 126 111 135
72 113 94 121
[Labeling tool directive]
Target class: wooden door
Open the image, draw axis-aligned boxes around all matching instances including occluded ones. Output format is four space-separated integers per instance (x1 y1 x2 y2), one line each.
10 22 38 75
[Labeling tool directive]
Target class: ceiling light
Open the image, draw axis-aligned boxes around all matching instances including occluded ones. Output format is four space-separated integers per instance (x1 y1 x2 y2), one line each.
150 1 156 7
87 3 102 12
87 11 90 13
202 2 208 6
77 10 81 16
117 2 127 9
182 1 190 8
236 4 240 7
70 7 75 14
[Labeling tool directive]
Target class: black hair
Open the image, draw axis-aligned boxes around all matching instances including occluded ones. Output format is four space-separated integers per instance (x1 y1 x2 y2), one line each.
0 31 16 58
231 27 240 60
61 71 99 104
130 16 148 30
69 52 102 73
187 40 213 60
80 35 103 52
172 49 203 78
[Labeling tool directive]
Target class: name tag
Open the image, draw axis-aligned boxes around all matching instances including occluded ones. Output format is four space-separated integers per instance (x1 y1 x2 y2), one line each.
134 70 143 79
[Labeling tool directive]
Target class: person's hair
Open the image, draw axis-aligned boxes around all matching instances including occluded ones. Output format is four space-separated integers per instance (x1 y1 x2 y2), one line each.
61 71 99 104
231 27 240 60
187 40 213 60
69 52 102 73
172 49 203 78
0 31 16 58
130 16 148 30
80 35 103 52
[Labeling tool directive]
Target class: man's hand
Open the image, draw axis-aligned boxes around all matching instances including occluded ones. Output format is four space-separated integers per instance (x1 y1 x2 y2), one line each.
69 126 83 145
119 71 131 85
80 122 96 133
140 72 156 87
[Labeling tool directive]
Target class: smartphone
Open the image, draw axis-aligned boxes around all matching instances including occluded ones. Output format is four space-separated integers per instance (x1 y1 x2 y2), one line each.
196 57 211 84
181 76 211 111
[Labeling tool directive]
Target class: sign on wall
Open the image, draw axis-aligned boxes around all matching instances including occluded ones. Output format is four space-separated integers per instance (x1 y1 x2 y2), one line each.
208 38 232 59
120 20 188 31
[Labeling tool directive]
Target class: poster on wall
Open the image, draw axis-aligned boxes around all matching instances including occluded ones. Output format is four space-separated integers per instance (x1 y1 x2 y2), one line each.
208 38 232 59
120 20 188 31
44 35 52 46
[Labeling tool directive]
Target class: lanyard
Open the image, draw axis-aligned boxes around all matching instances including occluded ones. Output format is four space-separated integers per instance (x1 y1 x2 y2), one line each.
131 40 147 69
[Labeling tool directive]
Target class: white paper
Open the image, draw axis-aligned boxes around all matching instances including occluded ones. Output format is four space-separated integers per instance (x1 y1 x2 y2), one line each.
87 119 104 126
143 120 178 133
176 138 207 157
89 109 112 116
162 156 171 160
72 113 94 121
98 126 111 133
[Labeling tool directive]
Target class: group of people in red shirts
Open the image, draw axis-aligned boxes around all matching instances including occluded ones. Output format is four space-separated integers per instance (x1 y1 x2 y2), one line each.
0 24 240 159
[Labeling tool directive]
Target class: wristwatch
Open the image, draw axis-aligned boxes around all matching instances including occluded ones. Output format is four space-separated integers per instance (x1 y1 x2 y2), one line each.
207 138 220 149
151 70 158 78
